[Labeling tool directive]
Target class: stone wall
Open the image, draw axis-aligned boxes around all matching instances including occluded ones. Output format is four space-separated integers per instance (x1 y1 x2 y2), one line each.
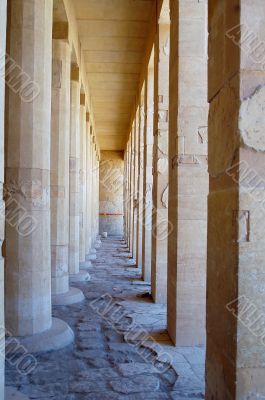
99 151 124 236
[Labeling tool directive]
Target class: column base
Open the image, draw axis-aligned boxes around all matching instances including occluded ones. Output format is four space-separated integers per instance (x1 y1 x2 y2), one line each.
86 253 96 261
70 270 91 282
8 318 74 354
95 240 101 249
52 287 84 306
80 260 92 270
5 387 29 400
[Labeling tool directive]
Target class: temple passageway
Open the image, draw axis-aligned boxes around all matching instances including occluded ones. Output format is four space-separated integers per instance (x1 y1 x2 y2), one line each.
6 237 205 400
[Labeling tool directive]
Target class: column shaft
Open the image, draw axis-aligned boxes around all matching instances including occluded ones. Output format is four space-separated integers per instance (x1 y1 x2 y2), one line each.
207 1 265 398
5 0 53 336
151 23 170 303
129 134 134 252
51 39 71 296
69 80 80 275
0 0 7 396
142 69 154 283
85 119 92 254
167 0 208 346
133 117 139 260
136 96 145 268
79 104 87 263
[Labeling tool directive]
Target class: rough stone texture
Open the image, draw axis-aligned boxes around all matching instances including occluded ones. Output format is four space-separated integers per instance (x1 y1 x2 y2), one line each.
99 151 124 236
167 0 208 346
5 387 29 400
6 237 204 399
152 22 170 304
5 0 53 336
206 1 265 399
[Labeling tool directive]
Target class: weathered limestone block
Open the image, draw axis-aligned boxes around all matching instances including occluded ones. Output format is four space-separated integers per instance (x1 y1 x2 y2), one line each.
206 1 265 399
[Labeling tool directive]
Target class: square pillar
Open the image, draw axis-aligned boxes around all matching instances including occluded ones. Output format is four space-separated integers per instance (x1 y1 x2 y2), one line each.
151 22 170 304
0 0 7 397
206 1 265 398
133 116 139 261
136 97 145 268
142 67 154 283
167 0 208 345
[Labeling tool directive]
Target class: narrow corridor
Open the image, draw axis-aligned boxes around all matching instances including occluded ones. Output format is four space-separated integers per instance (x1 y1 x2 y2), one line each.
6 237 205 400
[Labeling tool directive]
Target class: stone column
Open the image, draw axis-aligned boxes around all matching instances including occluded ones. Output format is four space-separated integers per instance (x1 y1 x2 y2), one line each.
50 40 84 306
92 142 98 245
128 133 134 253
69 72 89 282
123 149 127 241
142 67 154 283
82 114 92 268
79 96 87 264
136 97 145 268
96 155 100 239
206 1 265 398
126 146 131 244
125 146 130 244
151 23 170 304
167 0 208 345
133 116 139 260
85 120 92 254
5 0 73 352
0 1 6 397
87 133 96 260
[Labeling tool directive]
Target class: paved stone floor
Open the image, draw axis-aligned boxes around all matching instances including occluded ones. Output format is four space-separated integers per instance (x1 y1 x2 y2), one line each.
6 236 205 399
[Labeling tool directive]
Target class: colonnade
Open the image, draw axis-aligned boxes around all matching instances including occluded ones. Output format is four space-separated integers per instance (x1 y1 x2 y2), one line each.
124 0 265 398
0 0 265 399
0 1 100 397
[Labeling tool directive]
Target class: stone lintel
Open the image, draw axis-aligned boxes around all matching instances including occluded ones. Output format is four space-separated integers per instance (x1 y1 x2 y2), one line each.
71 64 80 82
52 21 69 41
80 93 86 105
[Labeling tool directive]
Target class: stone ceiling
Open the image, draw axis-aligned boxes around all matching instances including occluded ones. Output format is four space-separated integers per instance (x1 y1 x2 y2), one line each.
73 0 154 151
